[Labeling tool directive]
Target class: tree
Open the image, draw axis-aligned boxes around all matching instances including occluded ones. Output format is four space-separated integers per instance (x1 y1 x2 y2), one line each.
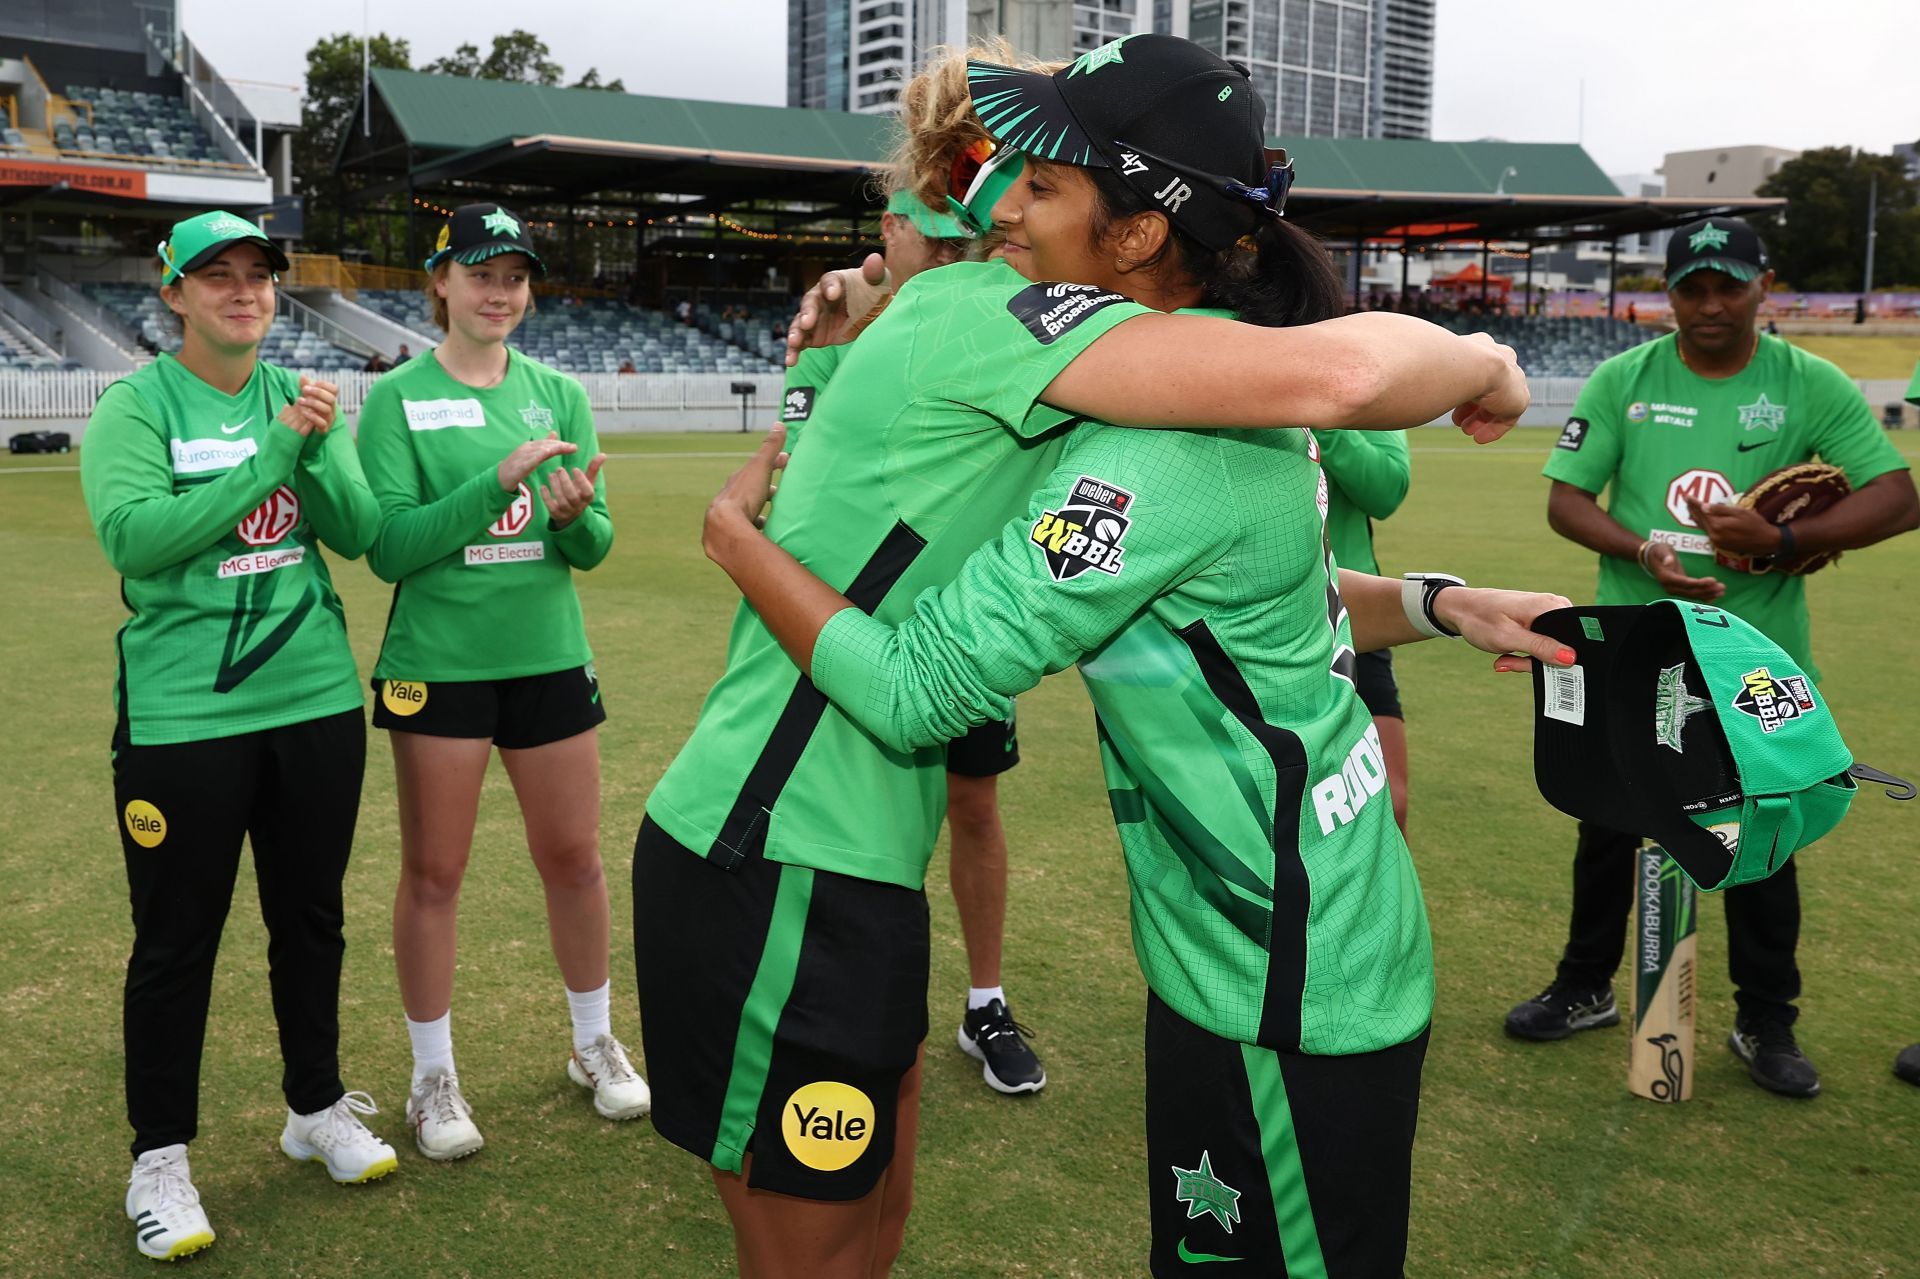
293 32 412 256
422 31 562 85
1753 147 1920 291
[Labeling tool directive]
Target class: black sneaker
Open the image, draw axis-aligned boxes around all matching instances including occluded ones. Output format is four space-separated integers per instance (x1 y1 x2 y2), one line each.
958 999 1046 1095
1503 981 1620 1041
1729 1019 1820 1098
1894 1044 1920 1087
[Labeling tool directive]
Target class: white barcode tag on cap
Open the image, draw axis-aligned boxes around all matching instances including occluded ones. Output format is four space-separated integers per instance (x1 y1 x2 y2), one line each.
1543 664 1586 726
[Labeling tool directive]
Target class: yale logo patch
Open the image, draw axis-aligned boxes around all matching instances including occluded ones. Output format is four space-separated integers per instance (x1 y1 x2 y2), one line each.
1030 475 1134 581
381 680 429 717
781 1081 874 1171
124 800 167 848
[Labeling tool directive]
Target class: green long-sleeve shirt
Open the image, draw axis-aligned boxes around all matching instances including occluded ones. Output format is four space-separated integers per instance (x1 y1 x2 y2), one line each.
356 349 612 682
1311 427 1409 578
81 355 376 744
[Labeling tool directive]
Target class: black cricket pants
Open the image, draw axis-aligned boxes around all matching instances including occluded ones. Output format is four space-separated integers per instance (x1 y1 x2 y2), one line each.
1555 819 1801 1024
114 708 364 1156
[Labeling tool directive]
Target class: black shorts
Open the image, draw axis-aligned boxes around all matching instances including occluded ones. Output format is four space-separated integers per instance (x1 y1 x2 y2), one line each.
1145 993 1428 1278
632 816 929 1201
370 665 605 749
944 703 1019 778
1353 647 1404 721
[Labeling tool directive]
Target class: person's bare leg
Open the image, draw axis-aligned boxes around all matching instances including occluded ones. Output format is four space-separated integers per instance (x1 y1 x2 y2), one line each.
945 773 1007 990
391 733 493 1020
1375 715 1410 837
498 729 608 992
870 1048 924 1277
711 1158 888 1279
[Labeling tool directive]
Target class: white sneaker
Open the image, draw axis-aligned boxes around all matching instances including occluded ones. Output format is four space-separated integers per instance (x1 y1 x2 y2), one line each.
408 1069 484 1160
280 1091 399 1184
567 1033 652 1120
126 1144 215 1262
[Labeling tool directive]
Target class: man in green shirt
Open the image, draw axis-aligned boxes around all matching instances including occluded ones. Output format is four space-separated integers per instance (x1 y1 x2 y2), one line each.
1508 217 1919 1097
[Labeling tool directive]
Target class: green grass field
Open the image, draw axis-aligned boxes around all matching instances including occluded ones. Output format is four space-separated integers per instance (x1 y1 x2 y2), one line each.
1785 334 1920 382
4 428 1917 1278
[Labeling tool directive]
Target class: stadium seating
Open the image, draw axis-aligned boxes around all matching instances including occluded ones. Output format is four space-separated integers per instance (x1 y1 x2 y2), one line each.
695 304 788 366
355 291 778 374
0 314 68 369
1430 314 1656 379
79 282 362 370
57 86 224 164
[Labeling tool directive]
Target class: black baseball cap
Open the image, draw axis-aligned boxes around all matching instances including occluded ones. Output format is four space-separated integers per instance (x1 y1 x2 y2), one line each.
1529 600 1875 892
1666 216 1769 286
967 34 1292 252
424 203 546 275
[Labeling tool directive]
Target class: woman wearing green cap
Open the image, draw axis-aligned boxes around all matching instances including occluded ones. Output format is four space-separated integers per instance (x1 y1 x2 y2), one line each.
355 202 647 1165
81 210 395 1262
637 35 1545 1279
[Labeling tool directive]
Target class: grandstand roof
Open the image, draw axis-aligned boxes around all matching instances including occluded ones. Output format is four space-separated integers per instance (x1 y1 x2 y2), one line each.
338 71 1780 245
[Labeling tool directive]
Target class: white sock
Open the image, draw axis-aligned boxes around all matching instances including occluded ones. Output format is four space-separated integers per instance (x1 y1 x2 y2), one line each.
566 981 612 1053
407 1011 456 1091
968 985 1006 1012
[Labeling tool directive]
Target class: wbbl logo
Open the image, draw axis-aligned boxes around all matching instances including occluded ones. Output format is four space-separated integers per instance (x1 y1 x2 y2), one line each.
1029 475 1133 581
1731 666 1815 733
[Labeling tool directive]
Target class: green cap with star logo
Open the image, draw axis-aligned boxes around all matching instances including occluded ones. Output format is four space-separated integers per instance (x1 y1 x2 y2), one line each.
424 202 547 275
1665 216 1768 286
156 210 290 285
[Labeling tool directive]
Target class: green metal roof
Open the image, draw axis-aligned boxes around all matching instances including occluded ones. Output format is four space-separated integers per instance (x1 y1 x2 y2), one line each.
1272 137 1618 199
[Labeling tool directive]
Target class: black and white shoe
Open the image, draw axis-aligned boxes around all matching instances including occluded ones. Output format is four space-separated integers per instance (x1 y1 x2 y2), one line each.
958 999 1046 1095
1894 1044 1920 1086
1729 1019 1820 1098
1503 981 1621 1041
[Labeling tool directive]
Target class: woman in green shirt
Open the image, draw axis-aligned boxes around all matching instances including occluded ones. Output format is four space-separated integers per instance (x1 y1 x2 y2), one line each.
356 203 648 1163
82 210 395 1262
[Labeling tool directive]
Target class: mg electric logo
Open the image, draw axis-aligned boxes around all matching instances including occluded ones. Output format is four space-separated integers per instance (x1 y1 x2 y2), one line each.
489 483 534 538
1666 469 1735 526
236 485 301 546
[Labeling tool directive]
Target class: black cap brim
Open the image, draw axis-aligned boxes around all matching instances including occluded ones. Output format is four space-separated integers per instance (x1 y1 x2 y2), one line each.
1667 257 1761 286
177 236 290 276
968 61 1107 168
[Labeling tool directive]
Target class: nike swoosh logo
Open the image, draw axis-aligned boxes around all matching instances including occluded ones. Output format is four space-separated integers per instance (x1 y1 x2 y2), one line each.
1736 440 1774 452
1176 1238 1244 1264
220 417 254 435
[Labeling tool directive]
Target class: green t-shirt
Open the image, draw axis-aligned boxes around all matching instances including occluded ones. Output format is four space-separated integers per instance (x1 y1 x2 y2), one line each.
357 349 614 682
811 424 1428 1054
1544 333 1907 675
779 344 847 452
81 355 377 745
1313 427 1410 577
646 259 1158 888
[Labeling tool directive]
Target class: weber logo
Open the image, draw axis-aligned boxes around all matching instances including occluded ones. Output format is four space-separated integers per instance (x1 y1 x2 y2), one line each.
403 398 487 430
1007 282 1130 345
170 437 258 475
783 386 816 422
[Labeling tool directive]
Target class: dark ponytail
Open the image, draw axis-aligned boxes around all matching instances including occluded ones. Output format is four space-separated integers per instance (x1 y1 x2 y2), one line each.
1085 169 1344 329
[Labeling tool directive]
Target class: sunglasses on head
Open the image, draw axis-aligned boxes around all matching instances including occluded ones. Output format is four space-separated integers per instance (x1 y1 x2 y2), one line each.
945 142 1026 236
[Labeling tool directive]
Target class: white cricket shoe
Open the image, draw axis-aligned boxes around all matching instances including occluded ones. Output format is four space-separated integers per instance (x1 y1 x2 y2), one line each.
281 1091 399 1184
408 1069 484 1160
126 1144 215 1262
567 1034 652 1120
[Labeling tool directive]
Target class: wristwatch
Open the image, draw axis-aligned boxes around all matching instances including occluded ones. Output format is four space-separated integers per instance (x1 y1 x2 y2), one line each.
1401 572 1467 639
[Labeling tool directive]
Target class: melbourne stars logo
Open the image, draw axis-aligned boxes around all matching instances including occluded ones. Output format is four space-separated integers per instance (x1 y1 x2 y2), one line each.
1069 34 1135 76
1736 393 1786 433
483 209 522 239
1689 222 1731 253
1654 663 1710 753
1171 1151 1242 1233
519 401 555 430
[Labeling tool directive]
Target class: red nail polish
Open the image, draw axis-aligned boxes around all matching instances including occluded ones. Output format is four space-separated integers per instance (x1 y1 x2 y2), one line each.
1556 647 1575 665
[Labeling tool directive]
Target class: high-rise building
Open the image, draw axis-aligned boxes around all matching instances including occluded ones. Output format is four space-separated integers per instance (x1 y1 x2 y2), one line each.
1151 0 1433 139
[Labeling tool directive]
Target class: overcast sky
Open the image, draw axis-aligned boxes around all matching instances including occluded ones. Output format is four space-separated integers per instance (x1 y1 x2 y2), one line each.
185 0 1913 177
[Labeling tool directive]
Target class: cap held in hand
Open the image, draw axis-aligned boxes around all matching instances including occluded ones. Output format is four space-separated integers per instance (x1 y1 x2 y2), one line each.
1528 600 1905 892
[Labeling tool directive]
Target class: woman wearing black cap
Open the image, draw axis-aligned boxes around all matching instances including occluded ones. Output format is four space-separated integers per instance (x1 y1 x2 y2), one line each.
640 36 1540 1278
356 203 647 1164
82 210 394 1261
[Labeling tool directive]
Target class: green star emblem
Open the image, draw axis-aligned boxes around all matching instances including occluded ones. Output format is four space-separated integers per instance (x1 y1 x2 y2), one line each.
1736 393 1786 432
1654 664 1709 754
1171 1151 1242 1233
519 400 555 430
1688 222 1730 253
483 209 522 240
1069 35 1135 77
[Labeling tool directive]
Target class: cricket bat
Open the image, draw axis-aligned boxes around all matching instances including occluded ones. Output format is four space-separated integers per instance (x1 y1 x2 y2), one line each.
1629 846 1697 1102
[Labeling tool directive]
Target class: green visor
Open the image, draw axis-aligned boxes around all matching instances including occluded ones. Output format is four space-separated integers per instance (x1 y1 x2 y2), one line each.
158 210 289 284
